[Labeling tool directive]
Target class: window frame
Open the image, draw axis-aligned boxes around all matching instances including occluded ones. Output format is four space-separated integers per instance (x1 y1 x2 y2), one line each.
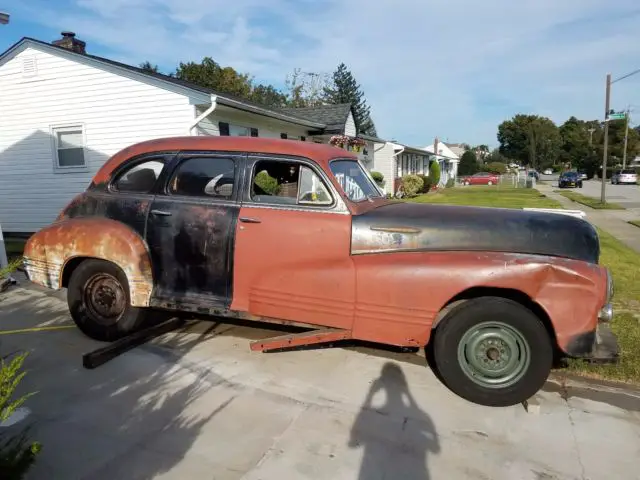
244 154 338 211
328 158 384 203
109 154 170 195
163 152 242 202
50 123 88 173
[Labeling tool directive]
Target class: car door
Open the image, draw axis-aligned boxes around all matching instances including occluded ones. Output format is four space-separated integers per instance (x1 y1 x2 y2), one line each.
144 152 242 307
230 154 356 330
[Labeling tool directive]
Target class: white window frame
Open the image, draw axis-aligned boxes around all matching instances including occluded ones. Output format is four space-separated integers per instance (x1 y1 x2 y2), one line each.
50 124 88 173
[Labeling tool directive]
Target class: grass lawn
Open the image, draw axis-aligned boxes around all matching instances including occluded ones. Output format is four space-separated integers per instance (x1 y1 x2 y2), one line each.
410 186 640 384
410 186 560 209
554 190 625 210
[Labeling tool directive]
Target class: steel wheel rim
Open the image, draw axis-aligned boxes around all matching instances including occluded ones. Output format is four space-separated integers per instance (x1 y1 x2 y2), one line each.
83 273 126 324
457 321 531 389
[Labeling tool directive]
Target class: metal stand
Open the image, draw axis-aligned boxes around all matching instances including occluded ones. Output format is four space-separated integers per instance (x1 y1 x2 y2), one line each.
82 317 186 369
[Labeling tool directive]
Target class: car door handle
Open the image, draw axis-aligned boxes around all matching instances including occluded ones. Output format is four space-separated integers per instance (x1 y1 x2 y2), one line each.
151 209 172 216
239 217 261 224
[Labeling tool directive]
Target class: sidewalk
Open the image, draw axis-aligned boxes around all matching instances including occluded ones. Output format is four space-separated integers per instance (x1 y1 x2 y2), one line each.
536 183 640 254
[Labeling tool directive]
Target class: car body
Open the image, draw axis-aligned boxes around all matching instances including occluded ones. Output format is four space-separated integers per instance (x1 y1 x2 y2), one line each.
558 171 583 188
461 172 500 186
527 170 539 181
543 169 553 175
578 171 588 180
611 169 638 185
23 136 617 407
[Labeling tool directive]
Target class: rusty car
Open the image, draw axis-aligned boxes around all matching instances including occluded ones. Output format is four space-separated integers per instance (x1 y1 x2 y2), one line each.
23 136 617 407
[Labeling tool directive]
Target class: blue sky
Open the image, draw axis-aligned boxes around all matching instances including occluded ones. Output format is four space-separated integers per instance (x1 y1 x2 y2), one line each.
2 0 640 148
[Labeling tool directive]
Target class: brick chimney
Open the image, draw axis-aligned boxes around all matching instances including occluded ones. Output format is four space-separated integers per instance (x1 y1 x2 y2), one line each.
52 31 86 54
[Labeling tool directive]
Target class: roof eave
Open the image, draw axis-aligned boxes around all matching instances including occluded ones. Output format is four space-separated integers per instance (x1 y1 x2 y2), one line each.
217 97 326 128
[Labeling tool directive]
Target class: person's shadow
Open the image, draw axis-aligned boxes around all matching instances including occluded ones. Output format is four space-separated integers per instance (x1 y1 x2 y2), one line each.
349 362 440 480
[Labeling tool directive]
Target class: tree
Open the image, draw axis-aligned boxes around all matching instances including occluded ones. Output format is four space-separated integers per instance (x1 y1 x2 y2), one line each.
284 69 330 108
459 150 479 176
249 84 288 108
324 63 377 136
558 116 597 170
497 114 561 169
139 61 159 73
175 57 253 98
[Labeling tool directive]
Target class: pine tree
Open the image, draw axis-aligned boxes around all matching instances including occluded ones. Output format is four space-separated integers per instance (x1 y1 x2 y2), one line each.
324 63 377 136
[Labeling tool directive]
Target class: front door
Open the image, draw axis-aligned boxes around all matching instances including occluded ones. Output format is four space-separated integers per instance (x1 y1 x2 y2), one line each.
230 154 356 330
145 153 241 306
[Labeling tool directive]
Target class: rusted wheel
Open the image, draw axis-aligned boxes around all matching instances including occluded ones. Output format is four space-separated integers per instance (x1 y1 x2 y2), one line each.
68 259 149 342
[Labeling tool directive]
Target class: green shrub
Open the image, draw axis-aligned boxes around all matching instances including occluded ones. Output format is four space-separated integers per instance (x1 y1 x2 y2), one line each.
483 162 507 174
429 161 441 187
370 171 385 187
401 174 423 197
417 175 432 193
254 170 279 195
0 352 41 480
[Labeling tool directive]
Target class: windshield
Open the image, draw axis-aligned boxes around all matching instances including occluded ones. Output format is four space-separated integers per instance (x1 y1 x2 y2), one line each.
330 159 382 202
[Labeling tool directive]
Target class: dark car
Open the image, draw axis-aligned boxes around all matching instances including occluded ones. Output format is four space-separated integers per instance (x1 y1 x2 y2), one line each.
22 136 617 408
558 171 583 188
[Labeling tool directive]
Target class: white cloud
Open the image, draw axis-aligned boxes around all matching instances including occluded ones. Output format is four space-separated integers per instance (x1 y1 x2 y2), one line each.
12 0 640 146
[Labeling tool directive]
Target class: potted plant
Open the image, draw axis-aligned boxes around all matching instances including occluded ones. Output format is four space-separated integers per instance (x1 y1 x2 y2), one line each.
329 135 349 149
348 137 366 153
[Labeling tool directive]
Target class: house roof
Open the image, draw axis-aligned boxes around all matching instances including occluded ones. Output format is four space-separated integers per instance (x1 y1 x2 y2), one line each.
278 104 353 133
423 142 459 160
0 36 326 129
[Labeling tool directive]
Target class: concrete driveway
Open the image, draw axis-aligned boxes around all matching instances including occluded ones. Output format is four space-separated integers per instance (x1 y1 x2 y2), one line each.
2 279 640 480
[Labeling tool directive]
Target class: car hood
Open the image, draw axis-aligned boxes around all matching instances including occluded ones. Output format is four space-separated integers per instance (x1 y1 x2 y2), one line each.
351 201 600 263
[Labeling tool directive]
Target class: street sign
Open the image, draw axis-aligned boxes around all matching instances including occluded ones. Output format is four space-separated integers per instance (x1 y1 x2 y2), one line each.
607 113 626 121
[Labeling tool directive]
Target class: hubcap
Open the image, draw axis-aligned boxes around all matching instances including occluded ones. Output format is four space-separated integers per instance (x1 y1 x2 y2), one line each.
84 273 126 324
457 321 531 389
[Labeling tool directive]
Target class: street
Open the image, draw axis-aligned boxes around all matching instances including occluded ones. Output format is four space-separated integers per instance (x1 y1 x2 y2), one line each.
2 277 640 480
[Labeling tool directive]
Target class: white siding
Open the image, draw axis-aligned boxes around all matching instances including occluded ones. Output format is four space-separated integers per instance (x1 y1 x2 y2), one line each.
195 106 311 140
370 142 396 194
344 112 356 137
0 46 195 233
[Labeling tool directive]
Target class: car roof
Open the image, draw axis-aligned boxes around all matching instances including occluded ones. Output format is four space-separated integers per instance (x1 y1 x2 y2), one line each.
91 136 358 185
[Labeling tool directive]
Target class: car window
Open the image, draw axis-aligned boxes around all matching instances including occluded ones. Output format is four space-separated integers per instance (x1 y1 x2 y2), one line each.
113 158 166 193
329 159 381 202
169 157 235 198
251 160 333 206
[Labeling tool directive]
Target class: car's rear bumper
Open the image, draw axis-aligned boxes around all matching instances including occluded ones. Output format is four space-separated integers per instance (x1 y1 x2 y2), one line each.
564 306 619 364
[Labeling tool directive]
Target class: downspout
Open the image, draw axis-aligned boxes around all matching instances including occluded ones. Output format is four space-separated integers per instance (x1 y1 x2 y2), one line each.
188 94 218 135
390 142 405 195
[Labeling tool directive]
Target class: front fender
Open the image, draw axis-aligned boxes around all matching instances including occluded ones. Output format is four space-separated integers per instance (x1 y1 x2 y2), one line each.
352 251 607 352
23 218 154 307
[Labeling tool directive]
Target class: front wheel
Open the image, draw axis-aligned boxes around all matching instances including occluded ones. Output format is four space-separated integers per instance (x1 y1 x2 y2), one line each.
67 259 150 342
487 181 493 186
432 297 553 407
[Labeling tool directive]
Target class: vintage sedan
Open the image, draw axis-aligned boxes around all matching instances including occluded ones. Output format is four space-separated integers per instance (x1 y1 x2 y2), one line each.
23 137 617 407
461 172 500 186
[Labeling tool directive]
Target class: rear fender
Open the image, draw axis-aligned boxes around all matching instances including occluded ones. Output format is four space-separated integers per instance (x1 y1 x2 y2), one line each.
23 218 154 307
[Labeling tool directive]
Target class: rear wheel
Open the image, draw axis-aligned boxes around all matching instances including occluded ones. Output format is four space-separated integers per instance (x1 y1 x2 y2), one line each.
487 181 493 186
432 297 553 407
67 259 150 342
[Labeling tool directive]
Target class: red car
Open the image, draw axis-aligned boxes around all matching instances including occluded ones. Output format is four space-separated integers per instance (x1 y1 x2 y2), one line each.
461 172 500 186
23 136 616 407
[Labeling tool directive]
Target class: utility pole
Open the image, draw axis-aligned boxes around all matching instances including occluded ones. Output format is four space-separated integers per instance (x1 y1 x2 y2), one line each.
622 107 630 169
600 74 611 204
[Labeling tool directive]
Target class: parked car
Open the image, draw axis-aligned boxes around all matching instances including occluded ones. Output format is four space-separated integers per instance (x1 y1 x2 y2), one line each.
460 172 500 186
611 169 638 185
543 168 553 175
578 171 588 180
23 136 617 407
558 171 583 188
528 170 539 181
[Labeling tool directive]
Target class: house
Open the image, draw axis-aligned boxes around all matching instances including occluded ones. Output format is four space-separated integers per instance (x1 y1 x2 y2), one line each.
444 143 466 159
0 32 368 234
0 31 449 234
423 139 460 185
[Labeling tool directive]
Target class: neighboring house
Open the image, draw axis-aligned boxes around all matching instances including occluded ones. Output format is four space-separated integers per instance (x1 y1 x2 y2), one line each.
423 140 460 186
0 32 367 233
445 143 466 159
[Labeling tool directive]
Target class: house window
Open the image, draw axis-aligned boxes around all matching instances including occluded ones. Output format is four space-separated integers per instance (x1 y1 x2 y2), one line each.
219 122 257 137
52 125 86 170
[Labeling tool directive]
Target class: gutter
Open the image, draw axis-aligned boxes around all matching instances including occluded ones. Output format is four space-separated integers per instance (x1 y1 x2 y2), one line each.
188 94 218 135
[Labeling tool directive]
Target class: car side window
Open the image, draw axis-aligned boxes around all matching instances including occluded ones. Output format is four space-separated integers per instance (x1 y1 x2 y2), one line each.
113 158 166 193
169 157 235 198
251 160 332 206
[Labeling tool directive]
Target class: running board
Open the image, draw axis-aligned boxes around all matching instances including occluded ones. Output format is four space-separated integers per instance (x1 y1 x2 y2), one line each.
250 328 352 353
